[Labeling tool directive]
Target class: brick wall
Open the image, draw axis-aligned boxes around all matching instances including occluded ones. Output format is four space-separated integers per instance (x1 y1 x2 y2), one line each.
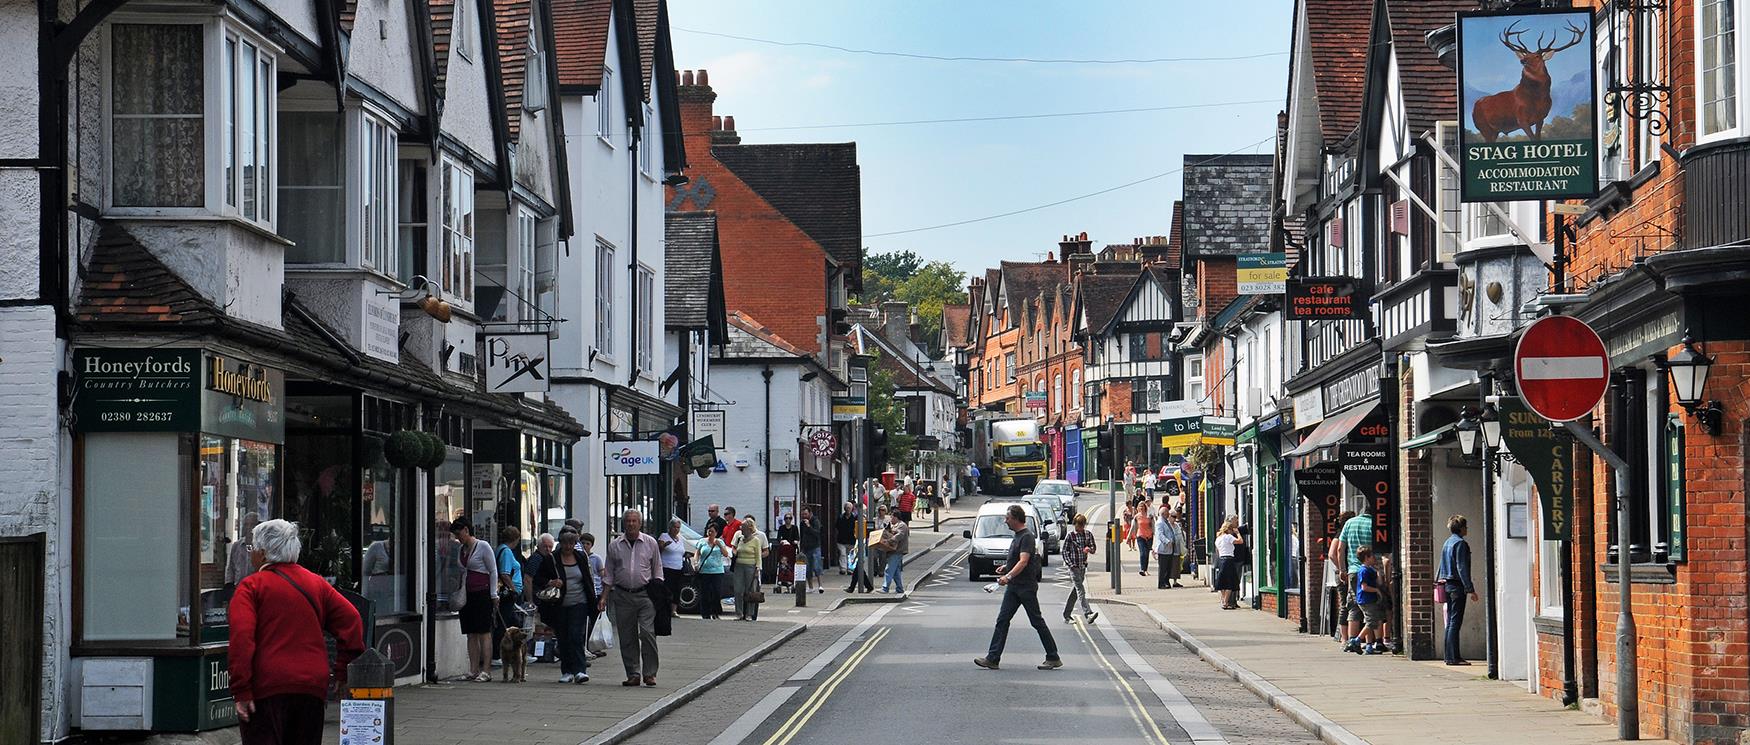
1196 257 1238 324
1399 365 1438 659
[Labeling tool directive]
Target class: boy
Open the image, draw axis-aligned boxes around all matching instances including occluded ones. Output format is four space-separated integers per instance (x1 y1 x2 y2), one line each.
1352 547 1387 655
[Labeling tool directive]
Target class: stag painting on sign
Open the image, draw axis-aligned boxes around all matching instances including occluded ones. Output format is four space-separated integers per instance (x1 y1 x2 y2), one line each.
1458 9 1597 202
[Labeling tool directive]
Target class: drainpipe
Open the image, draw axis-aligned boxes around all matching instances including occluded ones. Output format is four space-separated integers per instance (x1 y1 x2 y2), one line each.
763 367 774 528
627 124 640 388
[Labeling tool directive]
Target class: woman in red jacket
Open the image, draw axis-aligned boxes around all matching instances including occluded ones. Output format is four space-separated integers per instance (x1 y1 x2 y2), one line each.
228 519 364 745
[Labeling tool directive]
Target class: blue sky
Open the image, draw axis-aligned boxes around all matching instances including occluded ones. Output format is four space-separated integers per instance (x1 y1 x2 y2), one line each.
667 1 1294 274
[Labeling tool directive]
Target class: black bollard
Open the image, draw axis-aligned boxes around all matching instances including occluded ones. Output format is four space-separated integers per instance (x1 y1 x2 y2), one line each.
341 648 396 745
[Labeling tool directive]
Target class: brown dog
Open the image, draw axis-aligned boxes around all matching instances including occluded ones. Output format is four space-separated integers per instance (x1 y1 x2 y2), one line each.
500 626 528 683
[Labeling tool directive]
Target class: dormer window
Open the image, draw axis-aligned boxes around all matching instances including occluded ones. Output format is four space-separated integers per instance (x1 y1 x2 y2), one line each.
106 19 277 228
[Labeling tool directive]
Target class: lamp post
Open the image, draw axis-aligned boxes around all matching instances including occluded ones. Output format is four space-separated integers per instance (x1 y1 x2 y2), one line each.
1106 415 1121 594
1666 332 1722 436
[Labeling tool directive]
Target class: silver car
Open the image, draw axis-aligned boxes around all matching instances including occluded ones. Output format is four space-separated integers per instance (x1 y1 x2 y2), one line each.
1032 479 1076 511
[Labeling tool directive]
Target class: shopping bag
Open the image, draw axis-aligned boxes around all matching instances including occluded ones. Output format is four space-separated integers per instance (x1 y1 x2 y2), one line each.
587 616 615 653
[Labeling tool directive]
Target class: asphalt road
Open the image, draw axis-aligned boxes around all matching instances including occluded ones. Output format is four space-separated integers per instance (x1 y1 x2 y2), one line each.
631 535 1317 745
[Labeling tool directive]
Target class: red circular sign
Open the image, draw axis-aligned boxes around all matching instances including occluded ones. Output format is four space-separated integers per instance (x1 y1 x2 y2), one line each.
1514 315 1610 422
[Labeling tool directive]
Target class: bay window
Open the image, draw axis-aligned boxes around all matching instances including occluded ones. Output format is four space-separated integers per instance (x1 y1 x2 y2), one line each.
106 20 277 224
440 160 475 304
636 264 655 374
278 111 345 262
517 210 538 321
597 238 616 357
397 158 428 285
362 115 399 276
1699 0 1740 140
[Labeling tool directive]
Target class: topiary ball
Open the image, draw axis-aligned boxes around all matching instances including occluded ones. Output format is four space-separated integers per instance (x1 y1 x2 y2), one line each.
385 431 424 468
418 432 449 469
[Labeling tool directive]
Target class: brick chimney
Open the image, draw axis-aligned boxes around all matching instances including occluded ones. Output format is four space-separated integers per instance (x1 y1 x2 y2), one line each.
1196 256 1238 322
678 69 717 147
880 301 910 345
1058 231 1093 259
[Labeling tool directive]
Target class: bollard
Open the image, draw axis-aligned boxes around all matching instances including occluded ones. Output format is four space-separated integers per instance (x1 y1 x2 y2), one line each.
793 556 807 608
340 648 395 745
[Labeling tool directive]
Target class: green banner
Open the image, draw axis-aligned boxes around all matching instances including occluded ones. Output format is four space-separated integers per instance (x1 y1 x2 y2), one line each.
1201 417 1238 446
1160 416 1200 448
71 348 201 431
1667 414 1686 562
1499 398 1571 537
1457 9 1599 202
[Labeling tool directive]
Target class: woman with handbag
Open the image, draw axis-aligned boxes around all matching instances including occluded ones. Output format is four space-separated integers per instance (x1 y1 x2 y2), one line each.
695 525 729 619
1214 516 1245 610
730 518 769 621
449 517 499 682
657 518 692 616
533 529 591 683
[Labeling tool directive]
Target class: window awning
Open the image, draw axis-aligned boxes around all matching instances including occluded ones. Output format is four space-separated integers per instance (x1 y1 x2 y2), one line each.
1282 402 1380 458
1401 423 1456 451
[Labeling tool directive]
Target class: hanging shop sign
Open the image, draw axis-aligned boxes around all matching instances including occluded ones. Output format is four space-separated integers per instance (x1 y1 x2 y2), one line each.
71 348 201 431
1024 391 1049 410
693 409 727 448
806 428 838 459
605 440 661 475
1160 416 1202 449
203 354 285 443
1286 277 1367 320
831 394 866 421
1200 417 1238 446
1457 8 1598 202
1295 463 1344 554
1236 253 1289 294
1666 414 1686 562
1498 397 1572 538
1339 442 1395 552
484 332 551 393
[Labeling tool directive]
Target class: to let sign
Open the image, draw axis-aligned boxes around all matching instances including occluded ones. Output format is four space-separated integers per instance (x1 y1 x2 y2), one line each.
1286 277 1366 320
1514 315 1610 422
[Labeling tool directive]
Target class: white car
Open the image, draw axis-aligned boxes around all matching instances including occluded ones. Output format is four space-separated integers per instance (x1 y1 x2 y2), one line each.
1032 479 1076 511
962 501 1048 580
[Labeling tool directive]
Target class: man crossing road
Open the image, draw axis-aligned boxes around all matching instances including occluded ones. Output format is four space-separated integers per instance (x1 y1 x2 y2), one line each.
975 504 1062 671
1061 513 1099 624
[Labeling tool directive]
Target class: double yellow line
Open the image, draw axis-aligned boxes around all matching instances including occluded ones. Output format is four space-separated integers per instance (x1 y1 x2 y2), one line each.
1072 617 1170 745
761 626 891 745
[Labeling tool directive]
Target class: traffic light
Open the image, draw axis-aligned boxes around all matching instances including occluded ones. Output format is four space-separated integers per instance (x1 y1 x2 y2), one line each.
870 425 890 473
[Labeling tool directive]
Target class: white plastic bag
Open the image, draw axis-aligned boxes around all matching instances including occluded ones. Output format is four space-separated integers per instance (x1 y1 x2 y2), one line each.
587 618 615 653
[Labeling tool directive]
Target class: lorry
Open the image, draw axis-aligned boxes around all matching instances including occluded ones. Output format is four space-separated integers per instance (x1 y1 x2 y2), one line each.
971 416 1048 495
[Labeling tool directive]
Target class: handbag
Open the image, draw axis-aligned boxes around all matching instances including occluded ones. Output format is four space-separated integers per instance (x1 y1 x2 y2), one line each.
746 588 766 604
536 585 562 603
1434 579 1449 604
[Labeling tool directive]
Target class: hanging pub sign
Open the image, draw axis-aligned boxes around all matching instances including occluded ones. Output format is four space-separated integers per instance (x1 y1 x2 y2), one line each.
1236 253 1289 295
1457 8 1598 202
1295 463 1344 553
484 332 551 393
71 348 201 431
1498 397 1572 538
1339 442 1395 552
1285 277 1367 320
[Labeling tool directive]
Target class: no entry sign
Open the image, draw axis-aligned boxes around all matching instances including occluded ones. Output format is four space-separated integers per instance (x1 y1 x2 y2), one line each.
1514 315 1609 422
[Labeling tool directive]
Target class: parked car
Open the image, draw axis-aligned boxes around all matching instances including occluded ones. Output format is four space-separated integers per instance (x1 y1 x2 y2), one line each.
1032 479 1077 511
962 501 1048 580
1023 495 1065 550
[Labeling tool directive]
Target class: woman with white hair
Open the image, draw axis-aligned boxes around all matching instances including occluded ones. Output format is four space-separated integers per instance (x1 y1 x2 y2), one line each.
227 519 364 745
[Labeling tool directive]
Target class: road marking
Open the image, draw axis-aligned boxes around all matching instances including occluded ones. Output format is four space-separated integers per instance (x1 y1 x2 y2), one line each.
900 603 927 615
1093 609 1228 744
761 626 889 745
787 602 898 682
1073 612 1172 745
707 685 801 745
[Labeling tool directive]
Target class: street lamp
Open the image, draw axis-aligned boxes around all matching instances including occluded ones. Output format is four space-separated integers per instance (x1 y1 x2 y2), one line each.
1455 407 1481 458
1666 332 1723 436
1479 402 1502 450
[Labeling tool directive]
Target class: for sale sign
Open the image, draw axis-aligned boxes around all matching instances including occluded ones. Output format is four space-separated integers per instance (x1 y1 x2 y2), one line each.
1458 8 1598 202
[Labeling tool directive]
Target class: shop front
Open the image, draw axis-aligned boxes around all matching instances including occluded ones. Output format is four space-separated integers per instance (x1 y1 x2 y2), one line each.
71 347 285 732
475 429 573 554
605 389 680 536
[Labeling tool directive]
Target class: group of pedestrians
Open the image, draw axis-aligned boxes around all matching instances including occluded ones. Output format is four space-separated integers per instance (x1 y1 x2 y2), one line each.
842 502 913 594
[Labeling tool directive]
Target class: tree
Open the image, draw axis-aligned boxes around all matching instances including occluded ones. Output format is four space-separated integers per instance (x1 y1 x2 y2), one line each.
894 260 967 346
860 249 923 306
866 353 915 470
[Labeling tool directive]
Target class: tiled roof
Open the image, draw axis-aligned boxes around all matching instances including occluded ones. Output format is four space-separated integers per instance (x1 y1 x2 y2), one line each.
1077 272 1138 336
552 0 611 89
875 351 950 394
665 211 717 329
430 0 456 87
494 0 532 139
941 303 971 348
1165 200 1185 270
76 224 223 325
1305 0 1373 142
725 311 810 359
1182 154 1275 257
341 0 358 33
711 143 861 269
634 0 658 101
999 261 1067 309
1386 0 1467 136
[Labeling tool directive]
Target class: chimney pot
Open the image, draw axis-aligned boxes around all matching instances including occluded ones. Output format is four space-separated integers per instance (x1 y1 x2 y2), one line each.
681 70 694 86
724 115 736 131
1047 251 1055 263
1079 231 1088 241
697 69 709 86
712 115 723 130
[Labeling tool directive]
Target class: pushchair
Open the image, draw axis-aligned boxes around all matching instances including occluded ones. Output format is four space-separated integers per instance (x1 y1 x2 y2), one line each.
775 539 797 593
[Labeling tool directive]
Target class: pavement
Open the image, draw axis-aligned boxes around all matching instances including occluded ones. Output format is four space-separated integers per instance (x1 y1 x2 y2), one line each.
1078 530 1676 745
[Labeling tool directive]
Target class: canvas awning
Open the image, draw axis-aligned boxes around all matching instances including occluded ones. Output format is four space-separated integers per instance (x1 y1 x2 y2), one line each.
1401 423 1456 450
1282 401 1380 458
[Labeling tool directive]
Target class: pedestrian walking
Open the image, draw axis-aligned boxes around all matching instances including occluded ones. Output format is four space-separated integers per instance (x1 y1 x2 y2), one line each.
600 510 664 687
723 506 743 540
881 514 910 593
1142 468 1157 499
1154 506 1186 589
658 518 692 616
1438 514 1479 665
834 502 856 573
1061 513 1099 624
705 504 727 538
580 533 609 659
695 525 730 619
523 534 558 663
1331 510 1373 651
974 504 1062 671
1133 502 1154 576
730 517 768 620
1214 516 1244 609
227 519 364 745
493 526 526 665
534 528 592 684
449 517 499 681
1324 510 1356 639
799 507 824 594
896 484 918 523
1352 548 1388 654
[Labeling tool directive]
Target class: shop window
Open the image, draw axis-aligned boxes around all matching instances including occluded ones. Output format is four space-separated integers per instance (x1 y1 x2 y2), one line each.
361 439 413 616
285 431 355 588
434 450 470 612
198 437 279 638
81 433 190 642
1606 365 1675 563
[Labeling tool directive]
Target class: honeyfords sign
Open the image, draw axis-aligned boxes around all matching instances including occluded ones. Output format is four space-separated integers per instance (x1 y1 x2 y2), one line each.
605 441 661 475
71 349 284 442
1458 9 1598 202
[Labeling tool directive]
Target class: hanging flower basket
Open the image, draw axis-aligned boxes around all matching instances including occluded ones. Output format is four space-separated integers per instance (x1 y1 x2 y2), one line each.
384 431 425 468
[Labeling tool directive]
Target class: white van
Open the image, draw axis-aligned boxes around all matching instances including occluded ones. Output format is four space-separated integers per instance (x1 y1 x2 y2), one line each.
962 501 1047 580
